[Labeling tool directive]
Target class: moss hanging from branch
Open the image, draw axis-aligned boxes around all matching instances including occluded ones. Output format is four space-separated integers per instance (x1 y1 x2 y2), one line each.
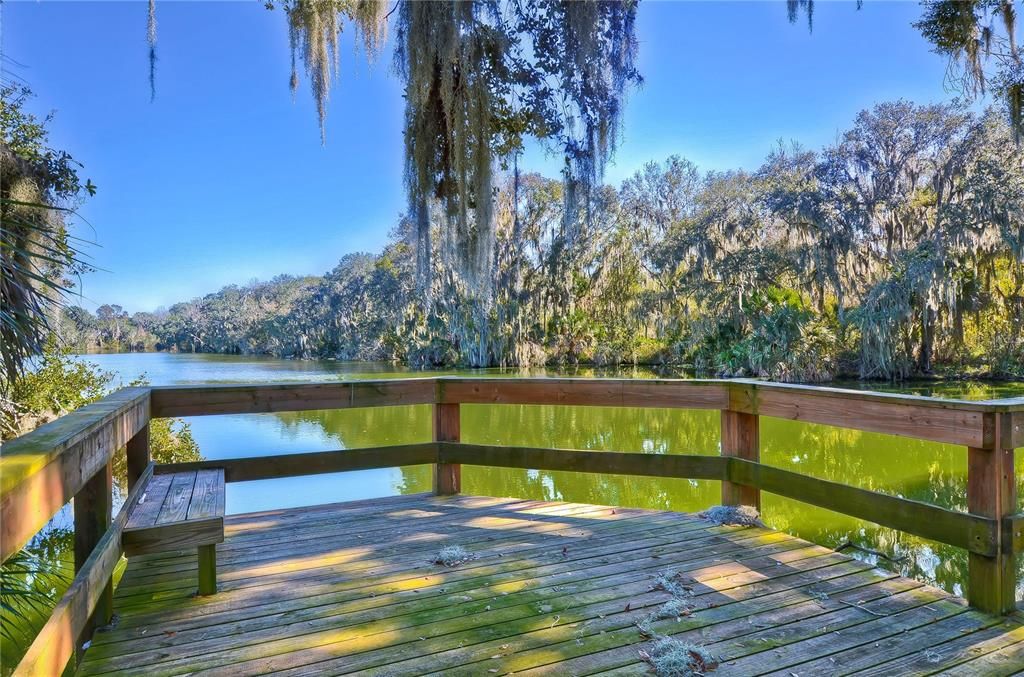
915 1 1022 142
396 1 500 299
281 0 640 297
147 0 156 100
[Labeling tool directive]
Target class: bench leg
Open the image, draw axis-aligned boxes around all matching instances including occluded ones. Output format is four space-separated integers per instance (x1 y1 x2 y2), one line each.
198 544 217 595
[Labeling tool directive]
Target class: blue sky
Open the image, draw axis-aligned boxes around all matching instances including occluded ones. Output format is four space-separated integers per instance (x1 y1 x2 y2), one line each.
3 1 971 313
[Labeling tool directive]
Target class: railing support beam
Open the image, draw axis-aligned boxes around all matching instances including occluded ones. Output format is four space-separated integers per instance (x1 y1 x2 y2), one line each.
967 412 1017 615
126 422 150 493
721 410 760 510
433 402 461 495
73 461 113 656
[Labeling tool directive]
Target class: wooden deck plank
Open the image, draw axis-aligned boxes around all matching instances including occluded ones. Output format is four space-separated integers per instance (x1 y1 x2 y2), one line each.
126 497 669 568
88 514 746 649
110 504 714 606
123 473 173 530
86 524 793 661
771 607 1003 674
126 497 595 567
719 598 967 675
82 539 818 668
90 547 851 676
101 513 741 633
81 540 831 675
442 577 947 677
117 499 683 583
154 471 196 525
76 494 1024 677
412 571 917 677
859 619 1024 675
936 640 1024 675
186 469 224 520
301 562 884 677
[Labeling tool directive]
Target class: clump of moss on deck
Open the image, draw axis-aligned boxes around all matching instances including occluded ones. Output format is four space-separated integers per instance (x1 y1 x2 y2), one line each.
639 637 718 676
653 568 696 598
432 545 475 567
698 505 764 527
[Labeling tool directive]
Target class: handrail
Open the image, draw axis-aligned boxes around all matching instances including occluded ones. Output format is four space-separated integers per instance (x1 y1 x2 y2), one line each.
153 442 1000 556
14 463 154 677
2 376 1021 675
0 387 150 562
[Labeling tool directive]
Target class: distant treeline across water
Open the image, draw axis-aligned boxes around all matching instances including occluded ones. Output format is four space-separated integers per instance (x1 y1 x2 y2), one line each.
59 100 1024 382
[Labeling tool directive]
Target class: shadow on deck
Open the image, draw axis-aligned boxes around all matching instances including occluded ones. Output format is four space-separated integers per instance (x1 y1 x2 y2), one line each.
78 494 1024 676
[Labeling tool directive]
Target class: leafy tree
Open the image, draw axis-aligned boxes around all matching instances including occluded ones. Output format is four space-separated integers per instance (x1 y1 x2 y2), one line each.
915 0 1022 140
0 85 94 387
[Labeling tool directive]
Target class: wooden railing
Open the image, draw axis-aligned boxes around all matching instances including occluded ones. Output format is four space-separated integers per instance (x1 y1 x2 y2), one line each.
2 377 1022 675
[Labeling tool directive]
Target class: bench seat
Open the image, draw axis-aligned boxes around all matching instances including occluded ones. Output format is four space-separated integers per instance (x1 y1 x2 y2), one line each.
123 469 225 595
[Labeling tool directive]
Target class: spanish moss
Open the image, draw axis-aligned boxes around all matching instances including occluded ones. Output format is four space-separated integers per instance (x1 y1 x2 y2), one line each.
283 0 640 297
916 0 1023 142
148 0 157 102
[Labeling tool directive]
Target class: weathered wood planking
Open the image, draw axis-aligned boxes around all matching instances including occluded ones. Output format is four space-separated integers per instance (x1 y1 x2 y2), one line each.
439 442 729 480
438 377 730 409
0 387 150 562
125 422 150 493
991 401 1024 449
123 517 224 556
433 403 461 495
74 495 1024 676
728 380 991 447
125 474 172 530
12 463 153 677
147 378 1008 448
967 413 1018 614
155 443 440 483
73 460 113 649
727 458 997 555
1009 513 1024 554
187 469 225 520
123 470 225 556
156 472 197 525
720 409 759 508
149 379 436 417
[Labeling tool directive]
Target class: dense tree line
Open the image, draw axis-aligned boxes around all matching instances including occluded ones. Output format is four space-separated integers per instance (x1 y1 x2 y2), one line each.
61 100 1024 382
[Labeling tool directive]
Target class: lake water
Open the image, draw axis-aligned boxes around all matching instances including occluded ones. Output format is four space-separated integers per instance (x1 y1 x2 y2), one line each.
77 351 1024 602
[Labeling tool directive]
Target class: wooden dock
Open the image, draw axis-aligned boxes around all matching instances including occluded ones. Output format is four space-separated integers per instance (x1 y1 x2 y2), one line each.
5 377 1024 675
76 493 1024 676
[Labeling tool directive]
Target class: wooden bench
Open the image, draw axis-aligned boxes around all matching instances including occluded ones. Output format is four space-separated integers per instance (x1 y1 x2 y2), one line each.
123 469 225 595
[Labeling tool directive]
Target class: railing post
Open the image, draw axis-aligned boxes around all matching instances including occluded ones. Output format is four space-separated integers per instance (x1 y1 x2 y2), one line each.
73 461 113 655
720 409 760 510
433 402 461 495
967 412 1017 614
126 422 150 493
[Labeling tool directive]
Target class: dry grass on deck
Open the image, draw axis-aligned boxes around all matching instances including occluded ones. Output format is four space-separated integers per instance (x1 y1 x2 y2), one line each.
78 494 1024 675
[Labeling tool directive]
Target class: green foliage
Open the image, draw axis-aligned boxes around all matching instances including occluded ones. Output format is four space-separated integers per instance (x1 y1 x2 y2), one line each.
1 340 111 440
1 85 94 388
0 546 71 645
